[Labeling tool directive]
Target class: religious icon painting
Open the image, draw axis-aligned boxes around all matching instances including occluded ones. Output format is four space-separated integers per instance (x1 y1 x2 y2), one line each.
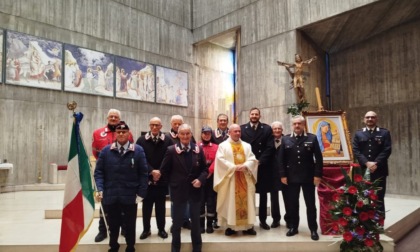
303 110 353 165
115 56 155 102
63 44 114 97
156 66 188 107
5 30 62 90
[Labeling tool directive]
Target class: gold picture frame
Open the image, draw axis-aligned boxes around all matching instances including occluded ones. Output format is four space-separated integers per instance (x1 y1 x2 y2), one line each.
302 110 353 166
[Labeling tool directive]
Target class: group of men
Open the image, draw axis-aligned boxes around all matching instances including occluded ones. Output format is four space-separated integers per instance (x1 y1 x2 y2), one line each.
92 108 391 252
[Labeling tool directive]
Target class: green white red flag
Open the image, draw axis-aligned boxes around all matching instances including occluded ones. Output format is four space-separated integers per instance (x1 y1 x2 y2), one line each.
59 112 95 252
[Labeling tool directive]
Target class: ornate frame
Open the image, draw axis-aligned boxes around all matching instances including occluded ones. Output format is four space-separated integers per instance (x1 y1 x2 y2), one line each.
302 110 353 166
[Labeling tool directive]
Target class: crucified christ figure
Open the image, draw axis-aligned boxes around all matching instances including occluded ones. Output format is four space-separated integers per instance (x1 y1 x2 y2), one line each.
277 54 317 102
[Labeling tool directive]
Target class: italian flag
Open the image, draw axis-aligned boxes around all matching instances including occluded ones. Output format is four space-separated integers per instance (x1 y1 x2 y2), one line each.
59 112 95 252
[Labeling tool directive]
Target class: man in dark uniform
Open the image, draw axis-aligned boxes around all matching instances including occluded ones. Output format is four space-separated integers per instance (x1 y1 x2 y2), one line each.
210 113 229 229
279 115 323 241
136 117 173 240
94 121 149 252
160 124 208 252
240 107 275 230
212 113 229 144
352 111 392 217
92 109 134 242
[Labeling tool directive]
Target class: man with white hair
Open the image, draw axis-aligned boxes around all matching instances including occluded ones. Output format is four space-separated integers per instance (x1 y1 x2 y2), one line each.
160 124 208 252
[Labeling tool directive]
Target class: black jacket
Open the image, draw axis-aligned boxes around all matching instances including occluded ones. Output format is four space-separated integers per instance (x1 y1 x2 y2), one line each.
279 133 323 184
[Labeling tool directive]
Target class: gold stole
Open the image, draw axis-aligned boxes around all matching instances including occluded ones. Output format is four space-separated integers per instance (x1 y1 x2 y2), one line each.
230 142 248 225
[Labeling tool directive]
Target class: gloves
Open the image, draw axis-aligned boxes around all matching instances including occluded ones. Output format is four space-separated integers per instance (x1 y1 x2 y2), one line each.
136 195 143 204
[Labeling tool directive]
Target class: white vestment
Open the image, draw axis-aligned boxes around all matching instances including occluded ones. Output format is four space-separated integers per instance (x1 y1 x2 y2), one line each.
213 138 258 231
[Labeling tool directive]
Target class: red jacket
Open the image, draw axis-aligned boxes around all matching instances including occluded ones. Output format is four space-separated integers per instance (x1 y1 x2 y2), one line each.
92 125 134 159
199 142 218 174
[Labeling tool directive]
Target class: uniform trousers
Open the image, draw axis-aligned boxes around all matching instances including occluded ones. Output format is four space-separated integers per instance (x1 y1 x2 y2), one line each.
258 191 280 224
287 182 318 231
106 202 137 252
172 200 202 252
142 185 167 232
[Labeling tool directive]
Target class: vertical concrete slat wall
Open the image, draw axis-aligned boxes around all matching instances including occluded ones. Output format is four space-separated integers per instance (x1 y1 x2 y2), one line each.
330 20 420 196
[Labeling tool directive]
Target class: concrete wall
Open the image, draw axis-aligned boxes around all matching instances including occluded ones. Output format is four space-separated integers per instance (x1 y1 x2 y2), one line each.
1 0 417 197
0 0 198 185
330 19 420 196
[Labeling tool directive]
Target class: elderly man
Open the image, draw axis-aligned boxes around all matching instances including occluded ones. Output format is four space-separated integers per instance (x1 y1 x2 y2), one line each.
94 121 149 252
160 124 208 252
267 121 284 228
352 111 392 217
136 117 172 240
91 109 134 242
279 115 323 241
214 124 258 236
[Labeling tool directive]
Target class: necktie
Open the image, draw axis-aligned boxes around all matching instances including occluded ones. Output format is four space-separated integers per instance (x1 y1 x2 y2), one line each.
119 146 124 156
153 137 158 143
275 139 280 143
183 146 189 152
252 125 256 131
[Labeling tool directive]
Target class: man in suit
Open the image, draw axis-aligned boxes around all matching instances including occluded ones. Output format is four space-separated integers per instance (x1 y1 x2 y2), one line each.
269 121 285 228
240 107 275 230
136 117 173 240
279 115 323 241
160 124 208 252
352 111 392 217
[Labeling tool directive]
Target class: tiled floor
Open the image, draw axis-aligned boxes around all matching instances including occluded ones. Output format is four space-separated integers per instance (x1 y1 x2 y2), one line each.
0 187 418 251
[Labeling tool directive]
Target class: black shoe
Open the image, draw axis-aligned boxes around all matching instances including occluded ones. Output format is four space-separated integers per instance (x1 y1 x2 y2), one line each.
206 226 214 234
242 227 257 235
158 230 168 239
259 222 270 230
139 230 151 240
95 232 107 242
213 221 220 229
121 228 126 237
200 226 205 234
286 228 299 237
182 220 191 229
271 222 280 228
225 228 237 236
310 230 319 241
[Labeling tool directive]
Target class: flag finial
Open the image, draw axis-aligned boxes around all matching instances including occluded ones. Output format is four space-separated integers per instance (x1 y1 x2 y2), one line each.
67 101 77 112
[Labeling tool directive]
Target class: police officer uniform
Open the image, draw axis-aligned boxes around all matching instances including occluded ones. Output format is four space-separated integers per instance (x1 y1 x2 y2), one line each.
352 126 392 214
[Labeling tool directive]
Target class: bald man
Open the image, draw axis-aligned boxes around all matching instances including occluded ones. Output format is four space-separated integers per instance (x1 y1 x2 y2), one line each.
214 124 259 236
352 111 392 217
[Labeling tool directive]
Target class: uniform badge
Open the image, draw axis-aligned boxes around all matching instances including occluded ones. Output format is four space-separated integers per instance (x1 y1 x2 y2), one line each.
100 131 107 137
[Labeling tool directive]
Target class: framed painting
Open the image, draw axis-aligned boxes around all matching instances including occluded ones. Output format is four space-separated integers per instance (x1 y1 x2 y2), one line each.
115 56 155 102
156 66 188 106
302 110 353 165
64 44 114 96
5 31 62 90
